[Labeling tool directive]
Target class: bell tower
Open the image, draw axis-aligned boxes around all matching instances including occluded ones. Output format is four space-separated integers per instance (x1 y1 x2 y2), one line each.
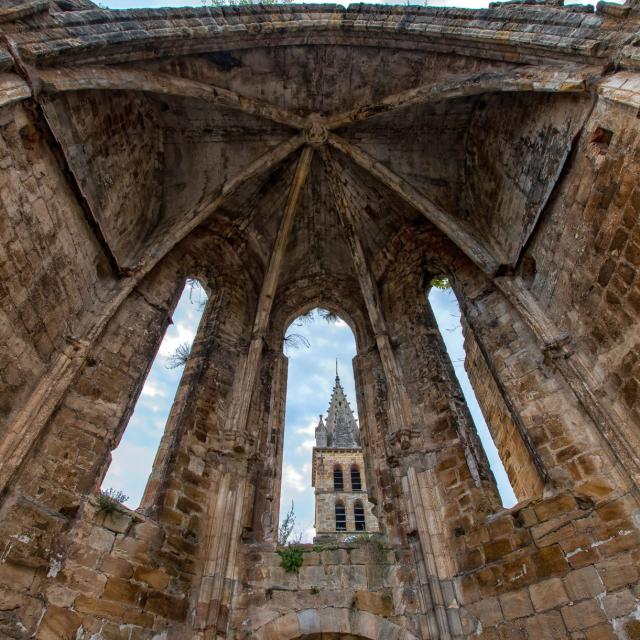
311 367 379 541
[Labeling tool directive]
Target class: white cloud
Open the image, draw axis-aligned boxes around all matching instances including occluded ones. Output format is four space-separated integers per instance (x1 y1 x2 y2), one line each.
295 417 318 436
301 526 316 543
140 381 166 398
101 441 157 508
140 399 166 414
282 464 306 493
296 439 315 454
158 322 196 358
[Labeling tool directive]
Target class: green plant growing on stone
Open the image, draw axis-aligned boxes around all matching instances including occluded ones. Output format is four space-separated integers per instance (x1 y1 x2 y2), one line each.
278 500 297 545
310 585 319 595
96 488 129 515
277 545 304 573
430 276 450 290
276 502 304 572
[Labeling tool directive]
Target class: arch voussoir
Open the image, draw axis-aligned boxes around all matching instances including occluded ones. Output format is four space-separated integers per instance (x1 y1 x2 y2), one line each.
253 607 420 640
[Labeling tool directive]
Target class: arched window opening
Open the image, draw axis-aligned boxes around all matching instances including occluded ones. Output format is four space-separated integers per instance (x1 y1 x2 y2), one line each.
100 278 208 509
334 465 344 492
354 501 366 531
350 465 362 492
428 277 518 507
277 307 380 542
335 501 347 531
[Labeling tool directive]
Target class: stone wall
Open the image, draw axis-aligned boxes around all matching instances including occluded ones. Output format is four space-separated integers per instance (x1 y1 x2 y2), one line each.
37 500 189 640
232 541 421 639
0 101 107 427
462 318 545 502
456 491 640 639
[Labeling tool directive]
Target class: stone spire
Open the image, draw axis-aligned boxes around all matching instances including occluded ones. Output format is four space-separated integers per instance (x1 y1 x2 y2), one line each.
322 366 360 448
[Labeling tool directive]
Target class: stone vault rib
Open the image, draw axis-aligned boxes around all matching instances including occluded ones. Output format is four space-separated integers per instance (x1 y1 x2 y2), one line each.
192 146 313 636
226 145 314 441
321 146 413 437
327 132 504 276
36 66 306 131
325 65 593 130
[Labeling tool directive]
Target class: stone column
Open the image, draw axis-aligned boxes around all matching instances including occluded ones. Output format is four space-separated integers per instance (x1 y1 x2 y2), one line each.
251 351 288 543
193 460 249 639
140 286 224 511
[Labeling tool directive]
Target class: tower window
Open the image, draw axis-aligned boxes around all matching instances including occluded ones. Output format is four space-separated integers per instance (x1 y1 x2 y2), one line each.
335 502 346 531
354 501 366 531
334 465 344 491
351 465 362 491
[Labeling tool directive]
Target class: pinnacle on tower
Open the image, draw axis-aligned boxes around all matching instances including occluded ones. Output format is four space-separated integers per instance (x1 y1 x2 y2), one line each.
315 414 328 447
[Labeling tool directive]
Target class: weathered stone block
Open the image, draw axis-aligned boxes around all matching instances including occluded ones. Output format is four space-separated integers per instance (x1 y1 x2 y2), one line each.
466 597 503 627
36 605 81 640
133 567 171 590
524 610 567 640
529 577 569 612
596 557 639 590
86 526 116 553
563 566 604 601
531 546 569 579
561 600 607 631
297 608 321 636
102 577 146 606
601 589 636 618
498 589 533 620
354 590 394 616
144 591 187 621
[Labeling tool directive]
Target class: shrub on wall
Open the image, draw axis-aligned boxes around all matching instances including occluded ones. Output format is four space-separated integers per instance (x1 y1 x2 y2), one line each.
277 546 304 573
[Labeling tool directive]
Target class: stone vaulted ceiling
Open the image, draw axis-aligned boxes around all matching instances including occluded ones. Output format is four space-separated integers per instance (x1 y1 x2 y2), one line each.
37 48 595 290
2 0 637 312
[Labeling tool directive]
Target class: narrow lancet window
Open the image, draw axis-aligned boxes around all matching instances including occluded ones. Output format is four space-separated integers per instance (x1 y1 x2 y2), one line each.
335 501 347 531
334 465 344 491
277 307 379 542
354 501 366 531
100 279 208 508
351 465 362 491
428 279 517 507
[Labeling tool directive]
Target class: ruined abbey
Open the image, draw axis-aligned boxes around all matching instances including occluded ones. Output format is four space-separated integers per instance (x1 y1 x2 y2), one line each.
1 0 640 638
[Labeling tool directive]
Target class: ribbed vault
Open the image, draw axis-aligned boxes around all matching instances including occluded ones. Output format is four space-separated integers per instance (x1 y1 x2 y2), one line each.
3 4 640 639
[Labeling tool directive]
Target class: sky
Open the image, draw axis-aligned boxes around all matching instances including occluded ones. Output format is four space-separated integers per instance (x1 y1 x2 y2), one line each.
104 0 497 9
102 283 515 543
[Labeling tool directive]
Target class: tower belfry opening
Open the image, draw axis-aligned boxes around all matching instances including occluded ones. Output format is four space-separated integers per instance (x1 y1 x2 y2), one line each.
312 368 379 541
